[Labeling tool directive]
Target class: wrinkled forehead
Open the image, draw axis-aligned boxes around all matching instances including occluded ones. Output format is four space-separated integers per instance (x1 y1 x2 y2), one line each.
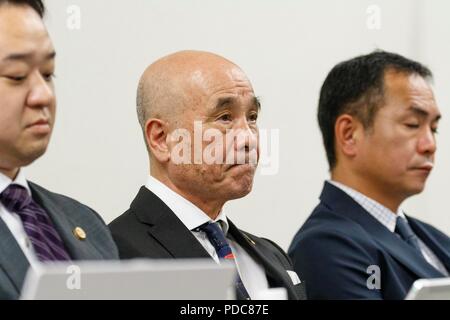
186 64 254 99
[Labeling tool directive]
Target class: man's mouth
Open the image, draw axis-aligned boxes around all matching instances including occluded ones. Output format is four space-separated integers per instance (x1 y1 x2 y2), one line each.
26 118 51 134
411 163 434 174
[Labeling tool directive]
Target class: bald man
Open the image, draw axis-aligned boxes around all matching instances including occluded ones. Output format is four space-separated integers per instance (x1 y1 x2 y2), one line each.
109 51 306 300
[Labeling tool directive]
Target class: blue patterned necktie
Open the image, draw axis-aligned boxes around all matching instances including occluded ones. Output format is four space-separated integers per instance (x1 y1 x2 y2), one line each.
395 216 423 253
197 222 251 300
0 184 71 262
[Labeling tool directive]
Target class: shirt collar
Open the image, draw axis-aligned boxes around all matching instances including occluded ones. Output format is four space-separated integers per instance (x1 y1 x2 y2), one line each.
215 210 230 235
145 176 229 234
0 169 31 196
329 180 402 232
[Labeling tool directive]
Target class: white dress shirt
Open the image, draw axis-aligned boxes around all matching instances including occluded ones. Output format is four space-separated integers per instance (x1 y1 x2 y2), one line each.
0 170 40 269
330 180 449 276
145 176 269 299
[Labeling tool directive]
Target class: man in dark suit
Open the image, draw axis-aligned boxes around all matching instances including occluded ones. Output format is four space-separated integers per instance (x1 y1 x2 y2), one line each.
0 0 118 300
289 51 449 299
109 51 305 300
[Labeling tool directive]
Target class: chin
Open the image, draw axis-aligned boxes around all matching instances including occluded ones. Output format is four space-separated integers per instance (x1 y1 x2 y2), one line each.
227 183 254 200
405 183 426 197
18 145 48 167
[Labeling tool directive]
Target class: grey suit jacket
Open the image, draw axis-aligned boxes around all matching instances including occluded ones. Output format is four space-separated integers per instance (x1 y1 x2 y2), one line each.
0 182 118 300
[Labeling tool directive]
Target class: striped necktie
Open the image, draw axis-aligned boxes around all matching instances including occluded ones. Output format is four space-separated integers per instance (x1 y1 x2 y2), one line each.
197 222 251 300
0 184 71 262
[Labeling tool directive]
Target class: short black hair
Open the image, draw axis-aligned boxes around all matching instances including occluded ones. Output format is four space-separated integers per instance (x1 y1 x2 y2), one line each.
0 0 45 17
318 50 433 170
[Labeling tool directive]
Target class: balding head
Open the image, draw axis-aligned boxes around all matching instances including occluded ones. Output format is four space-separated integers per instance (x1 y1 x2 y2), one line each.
136 50 253 138
138 50 259 218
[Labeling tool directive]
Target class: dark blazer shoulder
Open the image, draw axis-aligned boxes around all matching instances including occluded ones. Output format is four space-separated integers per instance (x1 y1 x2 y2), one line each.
109 207 139 234
109 207 154 259
109 187 210 260
240 229 293 269
292 202 379 248
109 187 164 257
409 215 450 239
289 182 450 299
288 196 385 299
290 203 381 264
229 222 306 300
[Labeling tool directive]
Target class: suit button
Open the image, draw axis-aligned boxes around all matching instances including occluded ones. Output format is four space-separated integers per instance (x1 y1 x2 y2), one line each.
73 227 87 241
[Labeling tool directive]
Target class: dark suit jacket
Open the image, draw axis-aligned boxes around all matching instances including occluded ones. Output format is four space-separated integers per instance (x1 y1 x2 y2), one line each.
288 182 450 300
109 187 306 300
0 182 119 300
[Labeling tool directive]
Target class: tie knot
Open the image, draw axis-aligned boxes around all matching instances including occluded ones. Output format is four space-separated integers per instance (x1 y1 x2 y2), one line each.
197 222 234 259
198 222 224 236
0 184 32 212
395 216 425 255
395 216 416 240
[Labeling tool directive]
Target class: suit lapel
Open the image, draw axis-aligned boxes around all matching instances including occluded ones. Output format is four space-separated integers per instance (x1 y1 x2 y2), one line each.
132 187 211 259
130 188 301 298
321 182 444 279
29 183 103 260
0 218 30 295
227 220 300 299
409 217 450 272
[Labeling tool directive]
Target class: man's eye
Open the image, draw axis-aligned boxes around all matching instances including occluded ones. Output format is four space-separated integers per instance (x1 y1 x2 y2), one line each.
6 75 26 82
405 123 420 129
218 114 232 122
42 73 55 82
248 113 258 122
432 127 439 134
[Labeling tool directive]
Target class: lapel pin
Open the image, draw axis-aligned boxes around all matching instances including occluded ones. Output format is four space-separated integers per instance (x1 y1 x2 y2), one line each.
244 234 256 245
73 227 87 241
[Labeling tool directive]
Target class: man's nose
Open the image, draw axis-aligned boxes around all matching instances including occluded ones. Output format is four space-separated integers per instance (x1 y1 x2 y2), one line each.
26 72 55 109
233 118 258 152
417 127 437 156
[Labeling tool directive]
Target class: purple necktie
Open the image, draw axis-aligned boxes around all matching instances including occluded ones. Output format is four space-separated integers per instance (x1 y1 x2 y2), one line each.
0 184 71 262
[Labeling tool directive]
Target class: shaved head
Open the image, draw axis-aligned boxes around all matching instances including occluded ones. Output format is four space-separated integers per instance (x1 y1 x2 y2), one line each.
136 50 252 138
137 50 259 218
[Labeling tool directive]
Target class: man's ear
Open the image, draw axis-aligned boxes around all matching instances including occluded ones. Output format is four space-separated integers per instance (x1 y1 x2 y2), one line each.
335 114 363 159
145 118 170 163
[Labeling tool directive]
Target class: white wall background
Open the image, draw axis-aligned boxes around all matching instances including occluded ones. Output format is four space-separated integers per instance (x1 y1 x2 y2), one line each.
27 0 450 250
